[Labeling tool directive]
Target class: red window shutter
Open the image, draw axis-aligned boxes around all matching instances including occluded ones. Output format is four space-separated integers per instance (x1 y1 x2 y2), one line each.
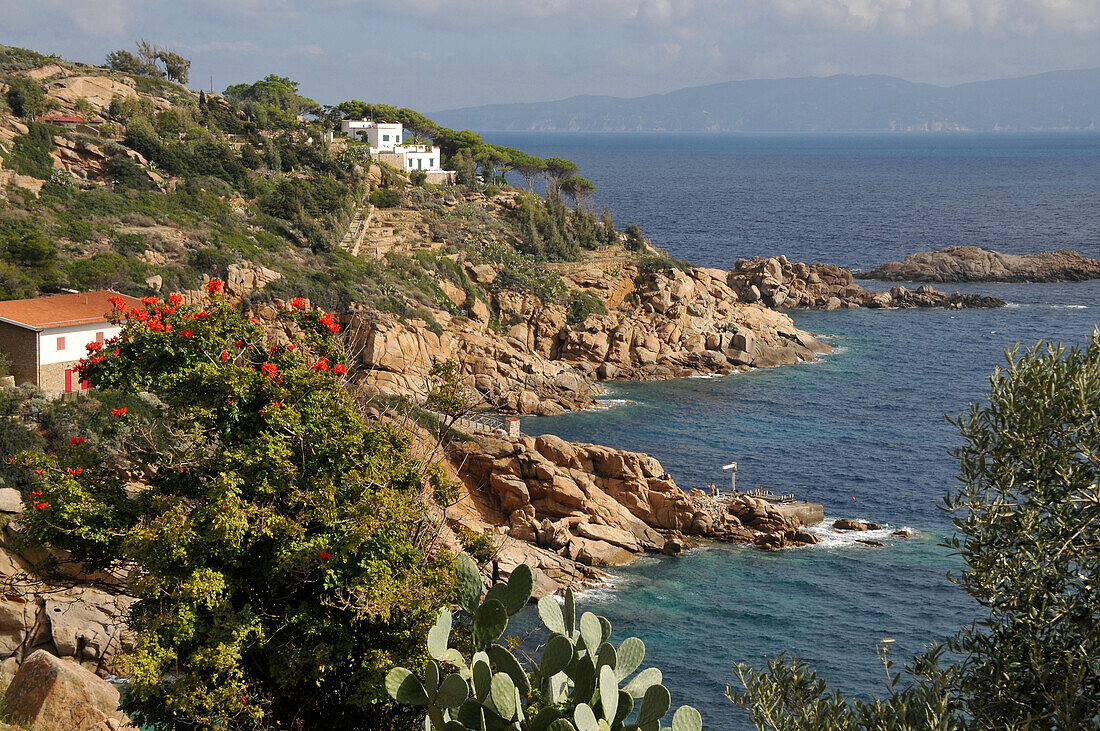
81 379 89 390
65 369 72 392
57 337 65 351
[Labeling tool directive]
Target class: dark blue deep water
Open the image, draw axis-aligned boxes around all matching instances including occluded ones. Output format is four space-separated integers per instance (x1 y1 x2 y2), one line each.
483 133 1100 729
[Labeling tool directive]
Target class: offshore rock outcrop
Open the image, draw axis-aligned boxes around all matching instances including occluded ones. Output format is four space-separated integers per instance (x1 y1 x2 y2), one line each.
350 262 831 415
726 255 1006 309
446 433 821 597
859 246 1100 283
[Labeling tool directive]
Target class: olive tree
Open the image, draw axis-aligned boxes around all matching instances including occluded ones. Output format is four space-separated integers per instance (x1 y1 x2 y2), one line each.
730 335 1100 729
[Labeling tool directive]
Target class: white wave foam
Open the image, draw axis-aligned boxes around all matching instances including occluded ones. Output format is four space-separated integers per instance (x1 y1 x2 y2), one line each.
589 398 632 411
805 518 917 549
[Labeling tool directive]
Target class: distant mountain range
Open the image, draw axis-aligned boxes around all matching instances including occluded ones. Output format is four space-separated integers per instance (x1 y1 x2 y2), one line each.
432 69 1100 133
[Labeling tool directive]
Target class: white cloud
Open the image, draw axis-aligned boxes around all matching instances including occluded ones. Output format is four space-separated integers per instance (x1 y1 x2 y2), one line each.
340 0 1098 34
289 43 324 55
765 0 1098 34
190 40 263 53
35 0 136 36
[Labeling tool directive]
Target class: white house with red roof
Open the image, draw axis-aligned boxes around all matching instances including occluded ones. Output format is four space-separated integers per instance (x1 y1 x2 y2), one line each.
0 290 143 395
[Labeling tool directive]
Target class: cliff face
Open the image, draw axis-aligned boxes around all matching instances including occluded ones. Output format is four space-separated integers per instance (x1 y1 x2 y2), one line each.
444 433 820 597
350 261 831 415
859 246 1100 283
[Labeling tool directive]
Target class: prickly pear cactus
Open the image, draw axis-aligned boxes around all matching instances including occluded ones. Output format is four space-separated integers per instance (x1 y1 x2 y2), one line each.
386 554 703 731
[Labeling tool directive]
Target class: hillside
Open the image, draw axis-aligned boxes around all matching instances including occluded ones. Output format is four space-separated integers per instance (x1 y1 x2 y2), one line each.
432 69 1100 132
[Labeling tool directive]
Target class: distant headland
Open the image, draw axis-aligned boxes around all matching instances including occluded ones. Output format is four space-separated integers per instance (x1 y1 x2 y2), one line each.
432 69 1100 133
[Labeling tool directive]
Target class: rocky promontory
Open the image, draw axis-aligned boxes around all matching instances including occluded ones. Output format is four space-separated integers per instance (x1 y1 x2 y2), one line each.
443 433 822 597
347 261 831 415
726 255 1006 309
858 246 1100 283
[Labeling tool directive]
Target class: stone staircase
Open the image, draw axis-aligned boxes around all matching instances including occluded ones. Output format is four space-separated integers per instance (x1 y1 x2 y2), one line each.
338 202 373 257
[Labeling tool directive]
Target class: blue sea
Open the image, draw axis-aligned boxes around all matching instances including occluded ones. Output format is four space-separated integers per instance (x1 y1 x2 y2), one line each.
484 132 1100 728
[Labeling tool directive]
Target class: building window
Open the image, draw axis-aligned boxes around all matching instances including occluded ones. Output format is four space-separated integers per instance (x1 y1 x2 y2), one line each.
95 331 104 344
396 136 401 144
382 134 390 141
56 336 65 351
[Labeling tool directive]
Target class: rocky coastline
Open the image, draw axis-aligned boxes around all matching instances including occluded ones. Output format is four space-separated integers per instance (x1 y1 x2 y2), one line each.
858 246 1100 283
726 255 1007 309
348 260 832 416
442 432 824 597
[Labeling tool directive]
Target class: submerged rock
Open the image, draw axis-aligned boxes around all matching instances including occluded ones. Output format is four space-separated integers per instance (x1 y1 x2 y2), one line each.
833 518 882 531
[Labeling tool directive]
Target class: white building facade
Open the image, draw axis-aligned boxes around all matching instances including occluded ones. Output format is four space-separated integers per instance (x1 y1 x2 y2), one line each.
339 120 404 151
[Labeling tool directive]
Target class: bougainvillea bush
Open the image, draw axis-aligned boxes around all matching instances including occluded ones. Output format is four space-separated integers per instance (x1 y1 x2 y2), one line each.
17 284 453 730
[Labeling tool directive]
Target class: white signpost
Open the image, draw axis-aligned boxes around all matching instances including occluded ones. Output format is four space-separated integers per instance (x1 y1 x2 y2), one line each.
721 462 738 495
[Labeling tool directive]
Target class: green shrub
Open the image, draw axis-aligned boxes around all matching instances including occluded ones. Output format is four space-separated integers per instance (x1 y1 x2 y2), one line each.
455 526 496 565
370 188 402 208
106 155 153 190
624 223 646 252
4 76 51 119
7 122 57 178
65 253 129 289
566 289 607 325
0 417 44 492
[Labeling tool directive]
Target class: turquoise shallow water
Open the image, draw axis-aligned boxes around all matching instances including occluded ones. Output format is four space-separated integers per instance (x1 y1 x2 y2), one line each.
482 132 1100 728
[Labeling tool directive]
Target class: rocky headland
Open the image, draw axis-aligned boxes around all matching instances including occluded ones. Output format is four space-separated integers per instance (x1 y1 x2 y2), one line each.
346 260 832 415
441 432 823 597
858 246 1100 283
726 255 1007 309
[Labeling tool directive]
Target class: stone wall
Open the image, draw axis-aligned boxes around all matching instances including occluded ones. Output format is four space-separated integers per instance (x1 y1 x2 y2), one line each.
0 322 37 388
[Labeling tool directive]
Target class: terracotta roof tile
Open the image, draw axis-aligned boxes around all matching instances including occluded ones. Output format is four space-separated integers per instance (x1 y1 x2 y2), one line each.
0 291 144 330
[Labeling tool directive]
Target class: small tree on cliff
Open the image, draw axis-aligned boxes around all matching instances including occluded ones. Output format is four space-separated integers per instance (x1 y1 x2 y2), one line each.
730 335 1100 729
17 287 452 730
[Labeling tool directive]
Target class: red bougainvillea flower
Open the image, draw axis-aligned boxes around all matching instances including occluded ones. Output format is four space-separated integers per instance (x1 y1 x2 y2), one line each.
33 470 43 477
312 357 329 372
206 278 224 294
333 364 347 375
108 296 126 311
85 341 101 353
180 330 193 338
287 344 297 351
32 502 49 511
169 293 183 306
112 349 120 357
31 490 42 496
290 297 306 309
270 345 278 353
141 295 159 306
111 407 127 417
260 362 278 378
319 551 333 560
235 340 245 348
66 467 83 475
220 350 229 362
326 322 340 334
69 437 86 446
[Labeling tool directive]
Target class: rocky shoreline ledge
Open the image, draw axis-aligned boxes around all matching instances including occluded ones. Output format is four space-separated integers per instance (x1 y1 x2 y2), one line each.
443 432 825 597
727 255 1006 309
858 246 1100 283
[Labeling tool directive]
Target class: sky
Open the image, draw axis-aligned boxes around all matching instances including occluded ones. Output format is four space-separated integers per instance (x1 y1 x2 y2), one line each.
3 0 1099 111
